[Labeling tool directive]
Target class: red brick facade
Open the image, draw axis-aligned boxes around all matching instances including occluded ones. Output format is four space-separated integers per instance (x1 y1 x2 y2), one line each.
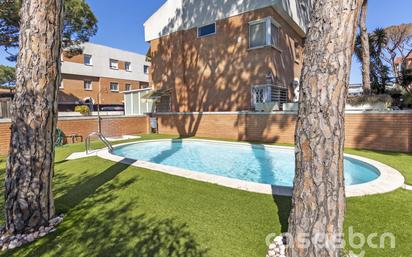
149 7 304 112
59 74 149 105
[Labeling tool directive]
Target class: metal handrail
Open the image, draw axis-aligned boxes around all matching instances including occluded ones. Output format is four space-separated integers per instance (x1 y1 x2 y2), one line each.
85 132 113 154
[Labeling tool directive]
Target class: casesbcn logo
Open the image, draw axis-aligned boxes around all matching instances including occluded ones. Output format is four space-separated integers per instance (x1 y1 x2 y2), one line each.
265 226 395 257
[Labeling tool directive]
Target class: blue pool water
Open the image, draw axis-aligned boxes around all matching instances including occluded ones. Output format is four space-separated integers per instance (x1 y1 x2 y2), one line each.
112 140 380 187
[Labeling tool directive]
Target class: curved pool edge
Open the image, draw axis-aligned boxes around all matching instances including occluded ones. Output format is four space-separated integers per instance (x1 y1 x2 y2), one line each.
97 139 405 197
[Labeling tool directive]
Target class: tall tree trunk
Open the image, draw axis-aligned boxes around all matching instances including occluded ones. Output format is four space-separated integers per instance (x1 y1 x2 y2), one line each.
360 0 371 94
287 0 362 257
5 0 63 235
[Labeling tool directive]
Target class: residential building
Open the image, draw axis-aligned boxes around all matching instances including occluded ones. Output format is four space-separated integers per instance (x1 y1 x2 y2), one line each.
348 84 364 96
395 52 412 71
60 43 151 111
144 0 311 112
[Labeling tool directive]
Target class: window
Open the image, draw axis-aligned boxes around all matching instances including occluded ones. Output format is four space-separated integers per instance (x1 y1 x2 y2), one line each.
59 80 64 89
125 84 132 91
143 65 149 74
110 82 119 92
84 80 92 91
84 54 92 65
249 17 280 49
197 23 216 37
110 59 119 69
251 85 271 106
125 62 131 71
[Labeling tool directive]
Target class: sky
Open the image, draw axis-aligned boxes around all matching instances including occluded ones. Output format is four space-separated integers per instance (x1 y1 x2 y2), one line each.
1 0 411 83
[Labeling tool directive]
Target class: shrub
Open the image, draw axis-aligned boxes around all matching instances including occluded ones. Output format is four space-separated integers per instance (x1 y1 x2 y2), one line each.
347 94 392 107
74 105 90 115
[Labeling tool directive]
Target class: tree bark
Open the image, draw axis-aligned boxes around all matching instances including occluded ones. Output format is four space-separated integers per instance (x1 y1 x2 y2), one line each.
360 0 371 94
287 0 363 257
5 0 63 235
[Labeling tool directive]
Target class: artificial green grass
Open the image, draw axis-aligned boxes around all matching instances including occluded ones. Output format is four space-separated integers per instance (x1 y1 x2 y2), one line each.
0 134 410 257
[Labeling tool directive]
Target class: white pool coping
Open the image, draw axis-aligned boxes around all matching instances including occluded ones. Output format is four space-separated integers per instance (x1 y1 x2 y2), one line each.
96 139 405 197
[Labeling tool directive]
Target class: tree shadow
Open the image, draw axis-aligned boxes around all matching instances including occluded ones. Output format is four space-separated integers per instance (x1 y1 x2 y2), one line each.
348 113 412 153
271 188 292 233
149 139 184 163
5 157 208 257
55 160 133 213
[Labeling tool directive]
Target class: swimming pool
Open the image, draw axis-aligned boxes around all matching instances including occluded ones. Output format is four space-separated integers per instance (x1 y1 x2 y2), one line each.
111 139 380 187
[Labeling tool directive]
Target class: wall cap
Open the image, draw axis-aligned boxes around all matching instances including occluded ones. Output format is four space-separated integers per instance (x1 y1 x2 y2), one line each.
152 110 412 115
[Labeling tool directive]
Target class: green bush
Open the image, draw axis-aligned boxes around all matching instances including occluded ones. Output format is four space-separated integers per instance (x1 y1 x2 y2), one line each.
402 93 412 107
347 94 392 107
74 105 90 115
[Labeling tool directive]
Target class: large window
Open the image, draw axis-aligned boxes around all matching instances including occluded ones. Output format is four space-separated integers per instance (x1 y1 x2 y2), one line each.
125 84 132 91
110 82 119 92
197 23 216 37
249 17 280 49
84 80 92 91
84 54 92 65
110 59 119 69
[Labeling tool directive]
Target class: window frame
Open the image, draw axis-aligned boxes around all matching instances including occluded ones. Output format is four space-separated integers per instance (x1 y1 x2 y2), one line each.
109 59 119 70
197 23 217 38
84 80 93 91
84 54 93 66
125 83 132 91
110 82 119 92
248 17 281 51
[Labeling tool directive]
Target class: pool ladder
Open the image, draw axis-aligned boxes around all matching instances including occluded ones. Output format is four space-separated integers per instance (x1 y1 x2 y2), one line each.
85 132 113 155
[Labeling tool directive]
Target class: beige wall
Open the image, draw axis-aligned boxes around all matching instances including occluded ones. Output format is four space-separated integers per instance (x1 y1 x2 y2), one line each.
150 7 304 112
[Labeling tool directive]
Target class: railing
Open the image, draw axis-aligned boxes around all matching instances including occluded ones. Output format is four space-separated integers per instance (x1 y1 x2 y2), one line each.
85 132 113 155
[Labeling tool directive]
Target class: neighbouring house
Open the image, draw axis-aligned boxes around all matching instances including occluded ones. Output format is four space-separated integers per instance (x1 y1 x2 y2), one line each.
395 52 412 71
144 0 312 112
60 42 151 111
348 84 364 96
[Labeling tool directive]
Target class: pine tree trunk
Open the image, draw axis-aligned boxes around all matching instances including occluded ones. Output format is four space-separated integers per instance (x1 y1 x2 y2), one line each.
360 0 371 94
287 0 362 257
5 0 63 235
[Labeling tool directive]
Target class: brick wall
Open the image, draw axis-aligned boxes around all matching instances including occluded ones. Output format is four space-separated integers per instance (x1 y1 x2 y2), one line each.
0 115 148 155
1 112 411 156
150 6 304 112
156 112 412 153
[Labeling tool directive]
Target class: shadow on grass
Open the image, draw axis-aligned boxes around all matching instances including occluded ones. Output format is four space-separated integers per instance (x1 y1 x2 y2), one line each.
4 158 208 257
271 187 292 233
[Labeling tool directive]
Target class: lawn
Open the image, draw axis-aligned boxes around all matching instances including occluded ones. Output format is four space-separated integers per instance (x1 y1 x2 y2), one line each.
0 134 410 257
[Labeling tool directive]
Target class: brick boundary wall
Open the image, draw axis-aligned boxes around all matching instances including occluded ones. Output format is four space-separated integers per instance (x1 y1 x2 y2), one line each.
0 115 149 155
155 112 412 153
1 112 411 155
